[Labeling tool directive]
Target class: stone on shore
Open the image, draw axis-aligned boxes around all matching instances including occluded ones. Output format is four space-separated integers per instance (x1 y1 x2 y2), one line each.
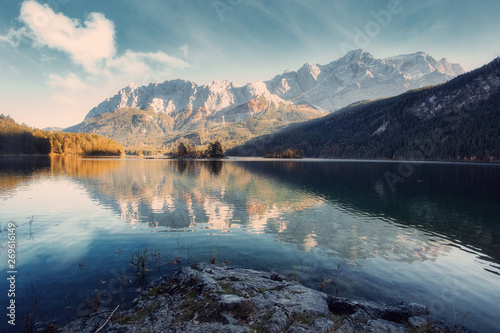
58 263 476 333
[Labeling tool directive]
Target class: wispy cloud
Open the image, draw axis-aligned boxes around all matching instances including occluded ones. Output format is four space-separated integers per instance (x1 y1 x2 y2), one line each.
179 44 189 58
48 72 87 91
0 27 28 46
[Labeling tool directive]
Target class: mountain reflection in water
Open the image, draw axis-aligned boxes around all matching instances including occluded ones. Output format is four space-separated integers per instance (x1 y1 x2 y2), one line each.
44 156 500 266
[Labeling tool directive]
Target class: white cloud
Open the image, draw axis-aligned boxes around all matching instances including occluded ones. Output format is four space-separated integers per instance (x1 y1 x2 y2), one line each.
48 72 87 91
19 0 115 73
5 0 189 80
108 50 189 73
105 50 189 85
40 53 56 62
136 50 189 69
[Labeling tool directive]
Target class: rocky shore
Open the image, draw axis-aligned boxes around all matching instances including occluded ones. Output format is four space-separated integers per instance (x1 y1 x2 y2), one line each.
58 263 475 333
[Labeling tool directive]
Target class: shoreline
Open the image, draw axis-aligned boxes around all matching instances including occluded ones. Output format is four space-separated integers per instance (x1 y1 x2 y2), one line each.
2 154 499 165
55 263 476 333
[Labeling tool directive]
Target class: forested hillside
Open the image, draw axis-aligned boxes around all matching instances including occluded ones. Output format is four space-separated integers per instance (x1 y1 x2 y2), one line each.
229 59 500 162
66 101 322 152
0 115 124 156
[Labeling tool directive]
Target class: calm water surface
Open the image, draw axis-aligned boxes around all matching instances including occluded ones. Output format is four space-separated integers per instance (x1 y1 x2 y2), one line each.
0 156 499 332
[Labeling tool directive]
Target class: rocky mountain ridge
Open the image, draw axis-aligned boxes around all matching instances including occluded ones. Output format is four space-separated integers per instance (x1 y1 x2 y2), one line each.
266 50 463 112
85 50 463 121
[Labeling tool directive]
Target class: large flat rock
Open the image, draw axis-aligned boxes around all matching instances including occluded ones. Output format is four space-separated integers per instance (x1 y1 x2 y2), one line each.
58 263 476 333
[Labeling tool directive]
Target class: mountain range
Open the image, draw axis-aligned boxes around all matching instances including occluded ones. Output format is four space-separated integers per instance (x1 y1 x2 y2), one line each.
66 50 464 151
228 58 500 161
86 50 463 119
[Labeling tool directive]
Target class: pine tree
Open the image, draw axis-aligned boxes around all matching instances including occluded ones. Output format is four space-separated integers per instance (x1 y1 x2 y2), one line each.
207 141 224 158
177 142 188 157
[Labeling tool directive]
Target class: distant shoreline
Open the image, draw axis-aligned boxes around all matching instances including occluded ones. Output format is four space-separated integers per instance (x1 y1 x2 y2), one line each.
2 154 499 165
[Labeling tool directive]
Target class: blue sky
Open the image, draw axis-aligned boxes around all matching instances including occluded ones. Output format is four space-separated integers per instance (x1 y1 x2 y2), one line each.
1 0 499 128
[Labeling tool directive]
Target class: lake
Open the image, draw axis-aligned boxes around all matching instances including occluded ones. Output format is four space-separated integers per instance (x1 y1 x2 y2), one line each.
1 156 499 332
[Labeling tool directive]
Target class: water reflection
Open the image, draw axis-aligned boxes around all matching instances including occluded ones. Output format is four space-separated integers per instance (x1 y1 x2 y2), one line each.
38 157 499 268
0 156 51 197
237 160 500 264
66 159 322 233
49 155 124 178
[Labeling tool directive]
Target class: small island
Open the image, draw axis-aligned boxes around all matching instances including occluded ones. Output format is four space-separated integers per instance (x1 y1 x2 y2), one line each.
169 141 226 159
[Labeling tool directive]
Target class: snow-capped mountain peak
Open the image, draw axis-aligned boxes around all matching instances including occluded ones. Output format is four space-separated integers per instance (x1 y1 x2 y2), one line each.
85 50 464 121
